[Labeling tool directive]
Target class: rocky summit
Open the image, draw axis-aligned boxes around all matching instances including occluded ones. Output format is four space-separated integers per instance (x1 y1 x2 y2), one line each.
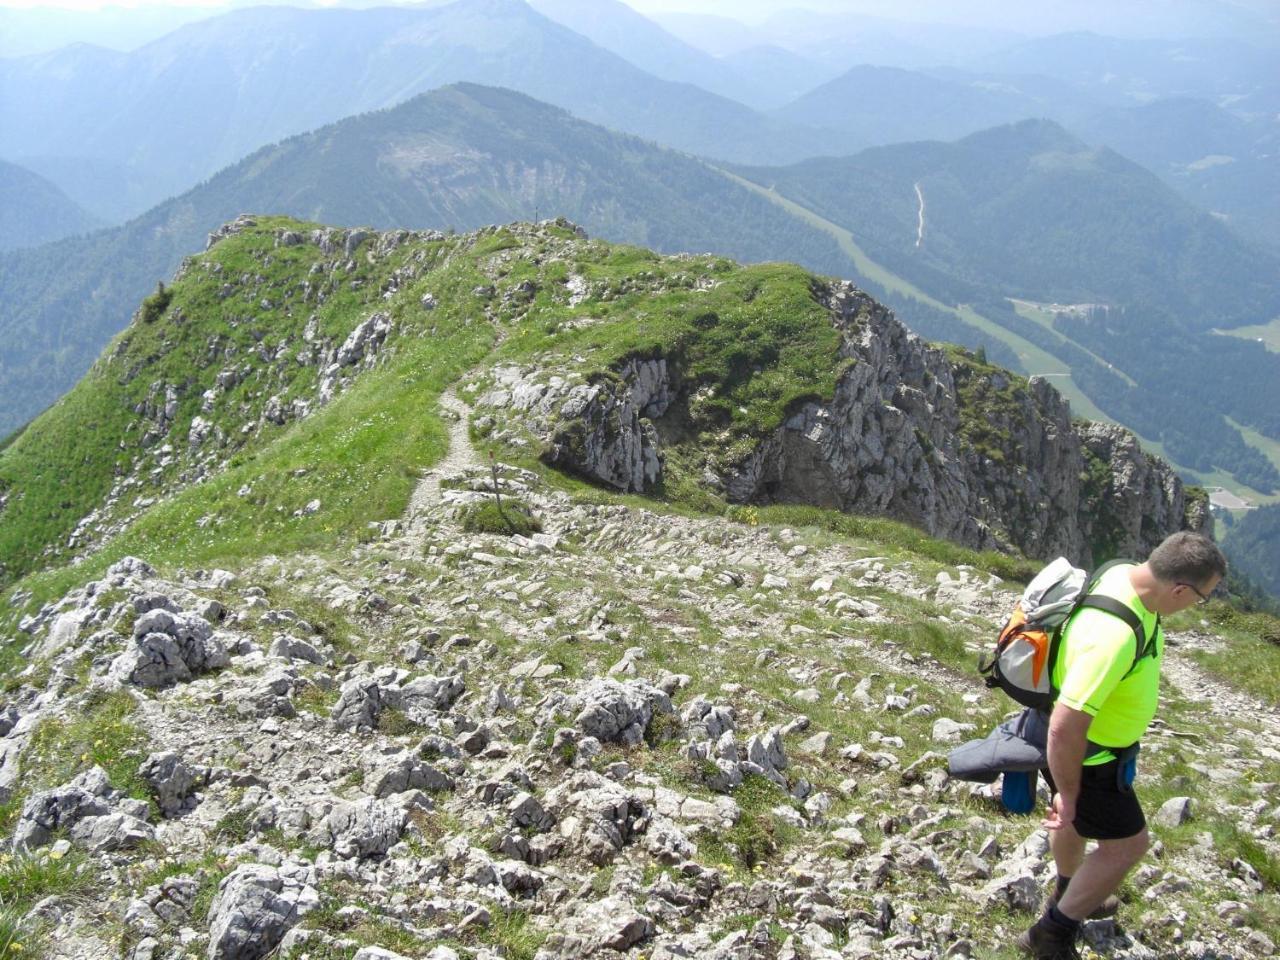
0 218 1273 960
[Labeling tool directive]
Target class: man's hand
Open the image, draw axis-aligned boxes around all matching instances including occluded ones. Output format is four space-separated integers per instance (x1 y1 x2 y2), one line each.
1045 792 1076 831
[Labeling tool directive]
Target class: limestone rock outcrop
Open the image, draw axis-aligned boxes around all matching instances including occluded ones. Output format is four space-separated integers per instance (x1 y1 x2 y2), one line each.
485 281 1200 565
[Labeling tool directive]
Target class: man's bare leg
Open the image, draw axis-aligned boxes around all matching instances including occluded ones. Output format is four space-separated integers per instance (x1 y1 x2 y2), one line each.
1049 820 1086 879
1056 829 1149 920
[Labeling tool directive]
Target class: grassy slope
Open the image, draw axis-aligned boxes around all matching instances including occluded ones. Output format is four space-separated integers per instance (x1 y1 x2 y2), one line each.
0 217 504 602
0 217 1060 626
1215 316 1280 353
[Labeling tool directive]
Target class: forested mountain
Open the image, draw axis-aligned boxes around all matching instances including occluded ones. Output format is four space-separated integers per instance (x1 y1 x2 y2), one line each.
774 66 1093 149
738 119 1280 326
0 0 852 222
1173 154 1280 254
1072 99 1280 251
775 67 1280 251
1223 505 1280 600
734 119 1280 493
0 159 100 252
1076 98 1268 170
0 84 851 440
974 32 1279 104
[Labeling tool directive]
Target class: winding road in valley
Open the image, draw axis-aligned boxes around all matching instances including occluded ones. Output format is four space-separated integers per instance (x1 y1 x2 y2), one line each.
914 182 926 248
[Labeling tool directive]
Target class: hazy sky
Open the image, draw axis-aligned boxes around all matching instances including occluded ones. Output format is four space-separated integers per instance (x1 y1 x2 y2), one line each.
0 0 1276 43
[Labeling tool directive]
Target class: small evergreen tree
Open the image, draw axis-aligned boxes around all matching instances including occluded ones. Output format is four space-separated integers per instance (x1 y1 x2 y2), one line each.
140 281 172 324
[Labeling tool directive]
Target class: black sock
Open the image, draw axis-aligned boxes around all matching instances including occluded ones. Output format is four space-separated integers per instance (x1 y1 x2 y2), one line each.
1043 903 1081 934
1055 874 1071 899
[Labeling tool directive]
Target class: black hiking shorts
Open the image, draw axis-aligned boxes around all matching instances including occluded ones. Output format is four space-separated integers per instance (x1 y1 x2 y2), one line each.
1043 760 1147 840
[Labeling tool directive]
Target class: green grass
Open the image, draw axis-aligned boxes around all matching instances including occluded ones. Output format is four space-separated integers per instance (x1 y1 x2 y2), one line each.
1215 317 1280 354
459 498 542 536
493 255 851 464
0 849 93 905
0 848 96 960
0 903 38 960
1 226 497 620
1178 603 1280 706
21 689 151 808
695 774 802 877
474 909 547 960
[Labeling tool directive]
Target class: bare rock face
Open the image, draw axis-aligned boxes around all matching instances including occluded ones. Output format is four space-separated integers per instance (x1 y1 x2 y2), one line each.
563 678 674 747
500 280 1195 565
111 609 229 689
1075 421 1203 561
13 782 110 851
542 357 672 493
14 766 155 853
205 863 319 960
540 895 655 956
478 359 671 494
139 751 202 817
323 797 406 860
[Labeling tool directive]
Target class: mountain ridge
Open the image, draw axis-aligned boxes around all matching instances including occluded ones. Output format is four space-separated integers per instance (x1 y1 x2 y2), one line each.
0 158 102 252
0 0 851 221
0 215 1201 590
0 215 1273 960
0 82 854 439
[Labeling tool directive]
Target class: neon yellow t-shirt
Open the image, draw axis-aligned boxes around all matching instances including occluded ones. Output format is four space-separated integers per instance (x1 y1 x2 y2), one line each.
1052 563 1161 765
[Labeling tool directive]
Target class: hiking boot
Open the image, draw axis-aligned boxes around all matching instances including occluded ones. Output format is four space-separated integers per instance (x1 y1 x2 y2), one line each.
1045 889 1121 919
1017 923 1081 960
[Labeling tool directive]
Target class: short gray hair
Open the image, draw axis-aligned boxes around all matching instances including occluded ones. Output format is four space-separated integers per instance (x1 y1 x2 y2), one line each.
1148 531 1227 586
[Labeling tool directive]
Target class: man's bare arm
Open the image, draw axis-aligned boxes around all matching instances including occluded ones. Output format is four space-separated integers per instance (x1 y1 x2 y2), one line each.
1045 703 1093 829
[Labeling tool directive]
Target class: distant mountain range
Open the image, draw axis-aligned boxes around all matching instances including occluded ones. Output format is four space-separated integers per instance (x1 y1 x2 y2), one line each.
5 0 1274 257
972 32 1280 107
526 0 841 109
735 118 1280 493
4 83 1277 496
0 0 853 223
775 65 1098 150
0 2 215 56
736 118 1280 326
0 84 851 439
0 159 101 253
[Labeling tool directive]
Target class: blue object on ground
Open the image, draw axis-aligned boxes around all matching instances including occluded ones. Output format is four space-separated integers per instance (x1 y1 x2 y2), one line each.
1001 769 1037 813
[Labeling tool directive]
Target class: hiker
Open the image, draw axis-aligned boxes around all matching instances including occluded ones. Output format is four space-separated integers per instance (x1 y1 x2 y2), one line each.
1019 530 1226 960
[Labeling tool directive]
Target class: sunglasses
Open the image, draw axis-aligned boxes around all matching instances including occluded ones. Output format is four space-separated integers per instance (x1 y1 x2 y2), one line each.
1175 582 1212 605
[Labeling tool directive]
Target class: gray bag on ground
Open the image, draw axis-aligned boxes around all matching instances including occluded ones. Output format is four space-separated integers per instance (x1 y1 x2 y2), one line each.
947 707 1049 783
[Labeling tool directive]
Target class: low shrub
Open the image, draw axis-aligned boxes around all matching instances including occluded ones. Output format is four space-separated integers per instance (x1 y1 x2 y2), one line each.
459 499 542 536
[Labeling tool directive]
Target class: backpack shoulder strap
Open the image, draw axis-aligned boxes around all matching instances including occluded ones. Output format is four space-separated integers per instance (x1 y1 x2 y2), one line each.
1088 558 1134 584
1075 594 1150 670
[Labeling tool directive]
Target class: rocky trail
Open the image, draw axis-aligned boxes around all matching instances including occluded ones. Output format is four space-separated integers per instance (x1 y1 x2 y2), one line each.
409 386 486 523
2 403 1277 960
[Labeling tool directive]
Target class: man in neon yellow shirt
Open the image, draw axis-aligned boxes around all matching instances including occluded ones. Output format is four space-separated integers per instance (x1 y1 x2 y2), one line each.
1019 531 1226 960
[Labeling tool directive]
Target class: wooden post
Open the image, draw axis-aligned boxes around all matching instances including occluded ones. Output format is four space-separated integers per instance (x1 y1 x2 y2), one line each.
490 450 502 513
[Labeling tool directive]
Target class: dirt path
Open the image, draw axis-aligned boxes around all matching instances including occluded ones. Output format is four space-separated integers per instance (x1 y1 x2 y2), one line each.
1161 631 1280 750
406 385 483 520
